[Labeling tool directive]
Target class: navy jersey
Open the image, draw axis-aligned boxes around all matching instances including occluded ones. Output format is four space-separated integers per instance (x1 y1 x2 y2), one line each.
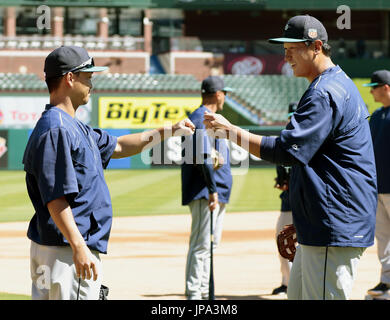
23 105 117 254
369 106 390 193
262 66 377 247
181 105 232 205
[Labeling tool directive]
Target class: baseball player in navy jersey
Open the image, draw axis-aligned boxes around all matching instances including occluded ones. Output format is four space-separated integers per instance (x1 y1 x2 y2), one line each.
364 70 390 299
181 76 233 300
23 46 194 300
204 15 377 300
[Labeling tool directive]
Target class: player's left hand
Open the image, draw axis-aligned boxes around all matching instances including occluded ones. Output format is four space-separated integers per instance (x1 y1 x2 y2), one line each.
173 118 195 136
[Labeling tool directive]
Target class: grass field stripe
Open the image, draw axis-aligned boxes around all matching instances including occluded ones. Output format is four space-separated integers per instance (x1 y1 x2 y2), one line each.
0 182 30 198
0 171 26 183
111 172 186 216
103 169 152 182
106 170 178 199
228 172 249 208
1 168 281 223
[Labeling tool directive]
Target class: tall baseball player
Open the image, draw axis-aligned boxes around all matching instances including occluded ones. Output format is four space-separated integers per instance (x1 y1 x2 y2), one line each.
181 76 233 300
23 45 194 300
204 15 377 300
364 70 390 299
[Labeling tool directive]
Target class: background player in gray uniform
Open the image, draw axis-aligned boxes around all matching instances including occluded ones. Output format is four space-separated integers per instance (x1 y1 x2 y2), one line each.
364 70 390 299
271 101 297 295
181 76 233 300
204 15 377 300
272 164 292 295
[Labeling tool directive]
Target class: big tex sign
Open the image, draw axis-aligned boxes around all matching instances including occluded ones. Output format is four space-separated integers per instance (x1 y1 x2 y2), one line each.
99 96 200 128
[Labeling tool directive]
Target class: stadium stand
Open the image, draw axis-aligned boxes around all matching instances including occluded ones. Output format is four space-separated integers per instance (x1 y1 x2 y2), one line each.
0 72 309 123
0 73 46 91
222 75 309 124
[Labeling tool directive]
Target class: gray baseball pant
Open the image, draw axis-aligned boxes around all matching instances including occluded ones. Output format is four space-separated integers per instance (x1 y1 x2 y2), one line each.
185 199 225 300
375 194 390 285
287 244 365 300
275 210 293 286
30 241 102 300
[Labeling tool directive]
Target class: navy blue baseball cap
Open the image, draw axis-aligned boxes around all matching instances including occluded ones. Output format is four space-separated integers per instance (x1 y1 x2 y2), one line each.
44 45 108 79
201 76 233 94
363 70 390 87
269 15 328 44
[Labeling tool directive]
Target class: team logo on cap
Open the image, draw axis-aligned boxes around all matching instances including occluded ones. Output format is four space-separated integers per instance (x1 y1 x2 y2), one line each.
308 28 318 39
284 23 289 30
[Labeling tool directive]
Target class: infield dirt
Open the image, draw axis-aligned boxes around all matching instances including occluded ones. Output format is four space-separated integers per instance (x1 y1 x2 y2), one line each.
0 211 380 300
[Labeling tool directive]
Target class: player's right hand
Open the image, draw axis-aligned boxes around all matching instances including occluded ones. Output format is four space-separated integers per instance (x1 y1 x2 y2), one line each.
208 192 218 212
203 111 232 138
73 243 98 281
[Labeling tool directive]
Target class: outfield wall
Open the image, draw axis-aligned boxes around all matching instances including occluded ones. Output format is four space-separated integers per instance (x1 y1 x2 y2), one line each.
0 91 284 170
0 127 283 171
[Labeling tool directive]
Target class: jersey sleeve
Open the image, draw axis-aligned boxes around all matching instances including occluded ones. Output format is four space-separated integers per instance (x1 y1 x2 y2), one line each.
280 90 333 165
91 128 118 169
33 127 79 205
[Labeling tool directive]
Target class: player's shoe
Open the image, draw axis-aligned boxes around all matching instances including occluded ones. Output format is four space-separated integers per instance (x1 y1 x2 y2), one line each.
272 284 287 295
367 282 390 296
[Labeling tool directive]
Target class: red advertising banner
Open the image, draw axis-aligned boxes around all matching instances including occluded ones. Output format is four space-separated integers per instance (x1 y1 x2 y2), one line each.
224 54 293 76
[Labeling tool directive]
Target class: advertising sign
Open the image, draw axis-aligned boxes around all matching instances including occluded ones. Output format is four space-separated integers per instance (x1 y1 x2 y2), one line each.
99 96 200 128
0 96 92 128
224 54 293 76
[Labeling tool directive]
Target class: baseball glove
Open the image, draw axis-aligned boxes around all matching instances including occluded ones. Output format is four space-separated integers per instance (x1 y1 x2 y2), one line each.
277 224 297 262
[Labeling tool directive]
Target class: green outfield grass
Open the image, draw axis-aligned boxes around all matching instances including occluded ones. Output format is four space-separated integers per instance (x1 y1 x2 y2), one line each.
0 167 281 223
0 292 30 300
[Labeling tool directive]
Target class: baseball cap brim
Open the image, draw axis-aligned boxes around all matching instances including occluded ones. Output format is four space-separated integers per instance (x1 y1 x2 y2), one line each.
269 38 307 44
79 66 108 73
362 82 380 87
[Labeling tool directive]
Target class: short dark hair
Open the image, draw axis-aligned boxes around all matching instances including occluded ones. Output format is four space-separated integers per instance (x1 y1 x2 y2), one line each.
305 41 331 57
45 75 64 93
201 92 217 100
45 71 81 93
322 42 331 57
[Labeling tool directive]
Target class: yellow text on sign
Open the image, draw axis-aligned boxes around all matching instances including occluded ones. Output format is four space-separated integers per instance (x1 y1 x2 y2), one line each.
99 97 201 128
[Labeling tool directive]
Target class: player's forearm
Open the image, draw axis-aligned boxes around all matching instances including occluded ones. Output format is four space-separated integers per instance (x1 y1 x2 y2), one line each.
227 125 263 158
112 126 171 159
47 196 86 251
199 162 217 194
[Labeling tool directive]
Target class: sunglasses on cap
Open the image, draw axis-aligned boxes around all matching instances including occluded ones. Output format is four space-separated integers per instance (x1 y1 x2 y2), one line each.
66 57 95 75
